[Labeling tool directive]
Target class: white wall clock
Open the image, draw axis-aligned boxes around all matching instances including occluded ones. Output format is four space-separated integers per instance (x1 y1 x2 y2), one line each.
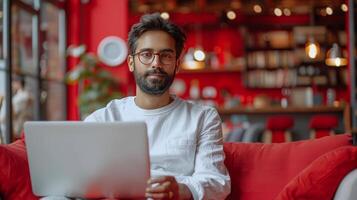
97 36 128 67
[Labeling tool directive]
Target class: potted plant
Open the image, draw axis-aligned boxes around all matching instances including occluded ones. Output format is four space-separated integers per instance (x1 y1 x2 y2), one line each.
66 45 122 119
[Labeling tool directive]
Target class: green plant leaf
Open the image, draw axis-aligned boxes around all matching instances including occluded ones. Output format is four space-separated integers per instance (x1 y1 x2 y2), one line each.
65 67 86 84
66 47 123 118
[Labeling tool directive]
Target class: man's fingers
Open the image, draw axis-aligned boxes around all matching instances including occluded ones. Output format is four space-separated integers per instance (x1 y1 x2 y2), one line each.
145 192 170 199
148 176 174 184
147 181 171 193
146 176 177 199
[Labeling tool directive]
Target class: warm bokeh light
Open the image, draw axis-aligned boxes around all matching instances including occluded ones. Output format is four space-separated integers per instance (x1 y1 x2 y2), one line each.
283 8 291 16
181 60 205 70
226 10 237 20
326 7 333 15
326 57 348 67
325 43 348 67
160 12 170 20
341 4 348 12
319 9 327 16
253 4 262 13
305 42 319 59
193 49 206 61
274 8 282 16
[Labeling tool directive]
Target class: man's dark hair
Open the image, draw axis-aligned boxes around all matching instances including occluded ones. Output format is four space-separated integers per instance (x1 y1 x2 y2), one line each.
128 13 186 58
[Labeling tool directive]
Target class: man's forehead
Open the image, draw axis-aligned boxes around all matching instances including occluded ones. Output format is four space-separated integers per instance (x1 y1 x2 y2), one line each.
136 30 176 50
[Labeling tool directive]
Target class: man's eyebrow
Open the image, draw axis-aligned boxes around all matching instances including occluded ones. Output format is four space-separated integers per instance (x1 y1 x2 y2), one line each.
138 48 175 52
160 48 175 52
138 48 153 52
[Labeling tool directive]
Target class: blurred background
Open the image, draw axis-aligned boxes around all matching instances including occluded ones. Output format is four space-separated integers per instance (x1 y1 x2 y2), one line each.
0 0 356 144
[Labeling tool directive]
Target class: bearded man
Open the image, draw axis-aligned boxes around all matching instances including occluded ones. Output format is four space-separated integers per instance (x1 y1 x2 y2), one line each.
84 13 231 200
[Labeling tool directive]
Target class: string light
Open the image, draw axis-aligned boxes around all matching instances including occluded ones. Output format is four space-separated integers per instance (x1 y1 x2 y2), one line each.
160 12 170 20
193 49 206 62
283 8 291 16
305 40 320 59
320 8 327 16
253 4 262 13
326 7 333 15
226 10 236 20
341 4 348 12
325 43 348 67
274 8 282 16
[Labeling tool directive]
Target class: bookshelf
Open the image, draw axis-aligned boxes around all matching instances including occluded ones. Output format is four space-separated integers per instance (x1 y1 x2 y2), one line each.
179 67 243 74
243 20 347 89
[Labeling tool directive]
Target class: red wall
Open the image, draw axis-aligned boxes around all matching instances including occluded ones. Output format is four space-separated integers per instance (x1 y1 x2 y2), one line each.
66 0 81 120
66 0 129 120
67 2 350 119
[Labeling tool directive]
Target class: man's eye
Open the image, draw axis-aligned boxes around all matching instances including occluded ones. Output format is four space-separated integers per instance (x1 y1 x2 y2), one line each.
161 53 173 59
141 52 153 58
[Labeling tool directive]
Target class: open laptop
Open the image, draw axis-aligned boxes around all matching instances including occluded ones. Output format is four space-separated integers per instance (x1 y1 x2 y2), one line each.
24 121 150 199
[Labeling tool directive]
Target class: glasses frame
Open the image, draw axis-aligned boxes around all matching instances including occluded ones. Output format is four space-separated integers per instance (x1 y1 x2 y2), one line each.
132 50 176 65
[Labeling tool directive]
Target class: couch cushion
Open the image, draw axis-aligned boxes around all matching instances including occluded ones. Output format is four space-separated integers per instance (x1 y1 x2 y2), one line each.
223 134 352 200
275 146 357 200
0 139 38 200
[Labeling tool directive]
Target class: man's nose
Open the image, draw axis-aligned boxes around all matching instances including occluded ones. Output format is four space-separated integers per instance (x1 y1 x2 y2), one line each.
151 54 162 67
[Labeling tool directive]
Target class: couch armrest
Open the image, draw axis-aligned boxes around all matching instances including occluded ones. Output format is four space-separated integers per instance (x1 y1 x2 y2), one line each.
334 169 357 200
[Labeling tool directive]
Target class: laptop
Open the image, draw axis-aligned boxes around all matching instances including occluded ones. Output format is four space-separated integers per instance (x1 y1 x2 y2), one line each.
24 121 150 199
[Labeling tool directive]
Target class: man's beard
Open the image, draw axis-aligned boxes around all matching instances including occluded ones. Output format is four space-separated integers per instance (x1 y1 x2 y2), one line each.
133 65 176 95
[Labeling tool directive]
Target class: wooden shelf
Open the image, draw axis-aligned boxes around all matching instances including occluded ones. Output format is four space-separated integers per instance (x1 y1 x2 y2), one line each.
178 67 243 74
217 105 346 115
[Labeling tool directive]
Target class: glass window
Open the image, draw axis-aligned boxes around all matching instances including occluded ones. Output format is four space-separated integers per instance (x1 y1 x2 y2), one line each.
11 74 35 139
39 1 66 121
40 2 65 80
1 0 66 143
0 0 3 62
41 80 66 120
11 5 36 75
0 70 6 143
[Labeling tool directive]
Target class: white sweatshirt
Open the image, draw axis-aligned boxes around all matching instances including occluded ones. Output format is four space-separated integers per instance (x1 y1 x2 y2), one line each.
84 96 231 200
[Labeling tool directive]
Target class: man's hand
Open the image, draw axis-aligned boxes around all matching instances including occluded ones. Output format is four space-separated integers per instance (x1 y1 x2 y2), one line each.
145 176 192 200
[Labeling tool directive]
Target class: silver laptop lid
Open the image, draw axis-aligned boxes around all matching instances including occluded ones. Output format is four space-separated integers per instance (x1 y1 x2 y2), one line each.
24 121 150 199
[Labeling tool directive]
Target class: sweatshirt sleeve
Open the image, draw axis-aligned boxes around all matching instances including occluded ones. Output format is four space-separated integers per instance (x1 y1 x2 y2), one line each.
176 108 231 200
83 108 105 122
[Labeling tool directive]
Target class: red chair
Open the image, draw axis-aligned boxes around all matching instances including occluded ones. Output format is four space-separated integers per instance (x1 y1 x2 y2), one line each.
265 115 294 143
309 114 338 139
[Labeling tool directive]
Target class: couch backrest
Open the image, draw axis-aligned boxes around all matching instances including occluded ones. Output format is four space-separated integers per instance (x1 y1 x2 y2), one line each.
0 139 38 200
223 134 352 200
0 134 353 200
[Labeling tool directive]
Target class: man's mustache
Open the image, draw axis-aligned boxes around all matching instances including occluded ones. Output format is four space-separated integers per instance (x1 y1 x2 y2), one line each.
144 69 168 77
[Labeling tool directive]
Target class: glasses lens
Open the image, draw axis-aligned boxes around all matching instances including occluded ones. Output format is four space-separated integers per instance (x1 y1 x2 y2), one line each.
160 52 175 65
139 51 154 65
137 50 175 65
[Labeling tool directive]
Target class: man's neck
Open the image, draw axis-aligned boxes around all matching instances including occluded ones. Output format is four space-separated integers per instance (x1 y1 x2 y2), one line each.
135 88 172 109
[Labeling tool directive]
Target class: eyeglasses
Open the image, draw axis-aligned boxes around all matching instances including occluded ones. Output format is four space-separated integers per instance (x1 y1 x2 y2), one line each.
132 50 176 65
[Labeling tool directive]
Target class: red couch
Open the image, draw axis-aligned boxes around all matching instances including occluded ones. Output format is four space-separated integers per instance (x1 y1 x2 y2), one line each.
0 134 356 200
224 134 357 200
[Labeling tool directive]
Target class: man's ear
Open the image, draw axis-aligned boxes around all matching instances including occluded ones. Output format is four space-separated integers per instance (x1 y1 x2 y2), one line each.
175 51 185 73
127 56 134 72
175 59 181 73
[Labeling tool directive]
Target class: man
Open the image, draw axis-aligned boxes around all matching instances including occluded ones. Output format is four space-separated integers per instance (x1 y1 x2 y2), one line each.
44 13 230 200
